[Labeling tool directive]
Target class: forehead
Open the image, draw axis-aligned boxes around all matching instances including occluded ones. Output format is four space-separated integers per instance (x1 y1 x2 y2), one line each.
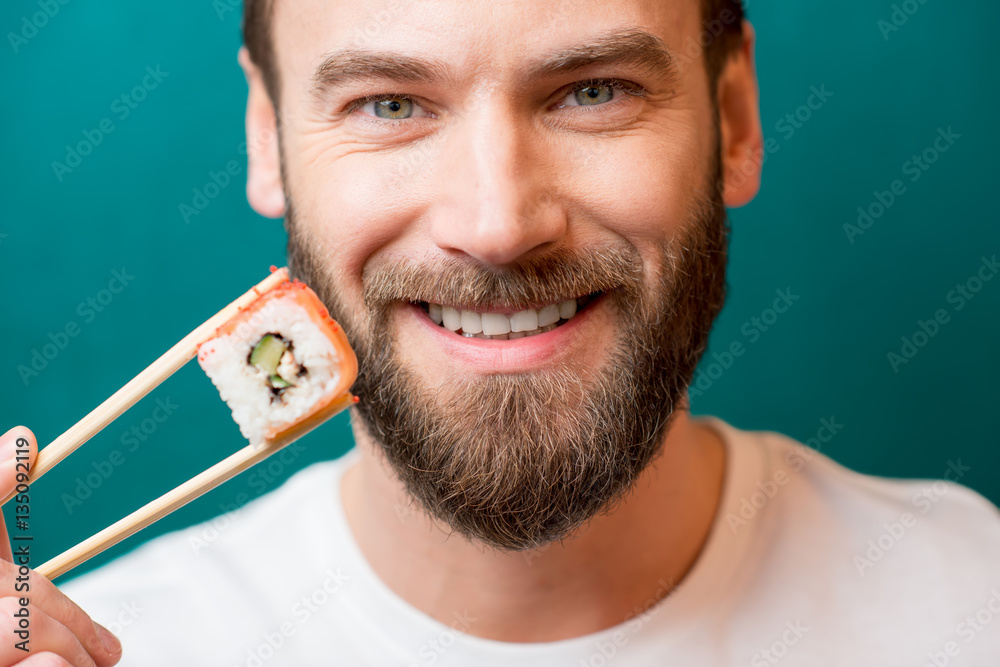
271 0 703 96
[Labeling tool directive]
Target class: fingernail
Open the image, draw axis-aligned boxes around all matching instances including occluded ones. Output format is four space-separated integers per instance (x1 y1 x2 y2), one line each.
96 623 122 655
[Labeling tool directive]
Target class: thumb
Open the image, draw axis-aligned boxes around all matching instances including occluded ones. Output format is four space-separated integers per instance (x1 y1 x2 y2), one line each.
0 426 39 562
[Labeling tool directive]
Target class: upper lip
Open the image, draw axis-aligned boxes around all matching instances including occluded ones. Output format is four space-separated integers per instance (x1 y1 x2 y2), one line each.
413 291 600 315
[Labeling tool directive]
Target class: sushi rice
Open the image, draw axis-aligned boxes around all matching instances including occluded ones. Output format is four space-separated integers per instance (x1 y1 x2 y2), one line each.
198 297 345 446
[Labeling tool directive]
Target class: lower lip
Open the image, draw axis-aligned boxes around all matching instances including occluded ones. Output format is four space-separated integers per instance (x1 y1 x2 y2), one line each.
403 296 605 373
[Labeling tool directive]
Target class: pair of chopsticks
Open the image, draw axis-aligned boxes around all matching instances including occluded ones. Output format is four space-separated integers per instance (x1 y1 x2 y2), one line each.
5 267 352 581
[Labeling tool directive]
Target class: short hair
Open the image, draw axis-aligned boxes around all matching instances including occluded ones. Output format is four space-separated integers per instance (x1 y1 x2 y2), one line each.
243 0 744 108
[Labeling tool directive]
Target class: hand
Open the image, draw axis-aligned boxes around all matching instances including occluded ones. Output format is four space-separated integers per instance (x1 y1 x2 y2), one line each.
0 427 121 667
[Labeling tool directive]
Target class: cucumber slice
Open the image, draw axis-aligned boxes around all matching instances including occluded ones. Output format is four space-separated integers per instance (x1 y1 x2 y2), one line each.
250 334 288 375
269 374 293 389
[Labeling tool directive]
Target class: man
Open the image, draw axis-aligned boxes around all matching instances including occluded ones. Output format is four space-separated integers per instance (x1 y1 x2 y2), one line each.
2 0 998 665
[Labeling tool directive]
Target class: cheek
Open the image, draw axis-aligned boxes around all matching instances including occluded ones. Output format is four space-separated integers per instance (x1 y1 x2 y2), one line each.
284 129 434 303
566 115 710 269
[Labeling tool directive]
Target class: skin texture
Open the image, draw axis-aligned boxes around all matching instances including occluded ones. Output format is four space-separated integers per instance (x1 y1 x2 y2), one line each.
238 0 762 642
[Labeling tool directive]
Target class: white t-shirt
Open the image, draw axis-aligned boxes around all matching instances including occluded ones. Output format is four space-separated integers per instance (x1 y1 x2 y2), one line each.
62 417 1000 666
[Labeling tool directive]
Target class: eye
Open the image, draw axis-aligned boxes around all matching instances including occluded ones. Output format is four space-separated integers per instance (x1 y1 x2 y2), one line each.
570 84 616 106
354 96 431 120
553 79 646 110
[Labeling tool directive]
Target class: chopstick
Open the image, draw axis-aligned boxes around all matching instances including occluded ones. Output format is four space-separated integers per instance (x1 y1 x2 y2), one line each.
37 391 355 581
1 267 291 507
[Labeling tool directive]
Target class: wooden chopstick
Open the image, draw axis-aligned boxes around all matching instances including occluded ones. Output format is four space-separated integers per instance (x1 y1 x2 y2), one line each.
1 267 291 507
37 391 355 581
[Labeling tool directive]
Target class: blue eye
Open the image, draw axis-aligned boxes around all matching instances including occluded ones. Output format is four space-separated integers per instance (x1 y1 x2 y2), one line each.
366 98 415 119
355 96 433 120
557 80 646 109
572 85 616 106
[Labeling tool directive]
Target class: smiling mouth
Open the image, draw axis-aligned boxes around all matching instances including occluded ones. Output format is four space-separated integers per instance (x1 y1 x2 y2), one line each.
415 292 602 340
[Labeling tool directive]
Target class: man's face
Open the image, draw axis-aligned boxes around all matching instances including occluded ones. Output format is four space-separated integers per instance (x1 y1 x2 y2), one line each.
253 0 749 550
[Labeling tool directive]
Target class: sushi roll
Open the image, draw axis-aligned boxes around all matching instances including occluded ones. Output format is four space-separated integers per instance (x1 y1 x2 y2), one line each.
197 276 357 446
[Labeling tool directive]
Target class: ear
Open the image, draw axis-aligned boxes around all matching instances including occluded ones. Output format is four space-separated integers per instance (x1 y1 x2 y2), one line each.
716 21 763 208
238 47 286 219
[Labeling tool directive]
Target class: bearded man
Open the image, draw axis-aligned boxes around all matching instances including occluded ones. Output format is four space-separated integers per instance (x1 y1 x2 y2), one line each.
3 1 999 665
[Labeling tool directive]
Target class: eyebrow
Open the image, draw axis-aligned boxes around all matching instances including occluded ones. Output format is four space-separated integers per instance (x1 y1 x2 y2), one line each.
311 51 455 95
310 29 677 97
525 29 677 80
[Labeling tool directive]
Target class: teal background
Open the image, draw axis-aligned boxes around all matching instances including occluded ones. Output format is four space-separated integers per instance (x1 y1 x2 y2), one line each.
0 2 997 582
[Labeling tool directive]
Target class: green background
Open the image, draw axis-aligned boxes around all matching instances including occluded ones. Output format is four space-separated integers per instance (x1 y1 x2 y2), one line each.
1 1 997 581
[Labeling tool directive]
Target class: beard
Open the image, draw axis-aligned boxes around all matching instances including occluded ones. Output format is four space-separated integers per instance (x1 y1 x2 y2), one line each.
285 165 728 552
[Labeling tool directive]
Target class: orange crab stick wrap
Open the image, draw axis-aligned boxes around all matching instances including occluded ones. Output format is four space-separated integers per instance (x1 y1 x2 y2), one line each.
197 275 358 445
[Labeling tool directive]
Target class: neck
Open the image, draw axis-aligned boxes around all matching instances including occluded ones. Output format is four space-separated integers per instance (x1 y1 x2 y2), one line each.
339 405 726 643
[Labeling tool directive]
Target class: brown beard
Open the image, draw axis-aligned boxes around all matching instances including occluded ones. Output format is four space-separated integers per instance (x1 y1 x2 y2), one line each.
285 172 728 552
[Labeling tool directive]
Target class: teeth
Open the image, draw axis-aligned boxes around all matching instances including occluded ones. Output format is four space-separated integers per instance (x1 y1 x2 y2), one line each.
481 313 511 336
537 304 560 327
461 310 483 334
442 306 461 331
427 295 591 338
558 299 577 319
428 303 443 325
510 309 539 333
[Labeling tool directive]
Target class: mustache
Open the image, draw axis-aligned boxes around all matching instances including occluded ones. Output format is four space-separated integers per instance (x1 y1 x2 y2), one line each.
361 245 644 313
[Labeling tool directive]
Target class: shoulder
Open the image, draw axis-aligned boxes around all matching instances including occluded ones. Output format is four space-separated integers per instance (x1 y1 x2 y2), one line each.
721 418 1000 573
705 417 1000 653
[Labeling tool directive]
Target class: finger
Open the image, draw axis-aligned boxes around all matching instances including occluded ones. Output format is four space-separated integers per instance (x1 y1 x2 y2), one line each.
0 600 97 667
0 427 39 563
0 567 120 667
13 652 73 667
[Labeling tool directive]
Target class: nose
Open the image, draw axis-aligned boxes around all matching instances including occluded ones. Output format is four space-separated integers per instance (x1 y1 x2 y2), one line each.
430 105 567 267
